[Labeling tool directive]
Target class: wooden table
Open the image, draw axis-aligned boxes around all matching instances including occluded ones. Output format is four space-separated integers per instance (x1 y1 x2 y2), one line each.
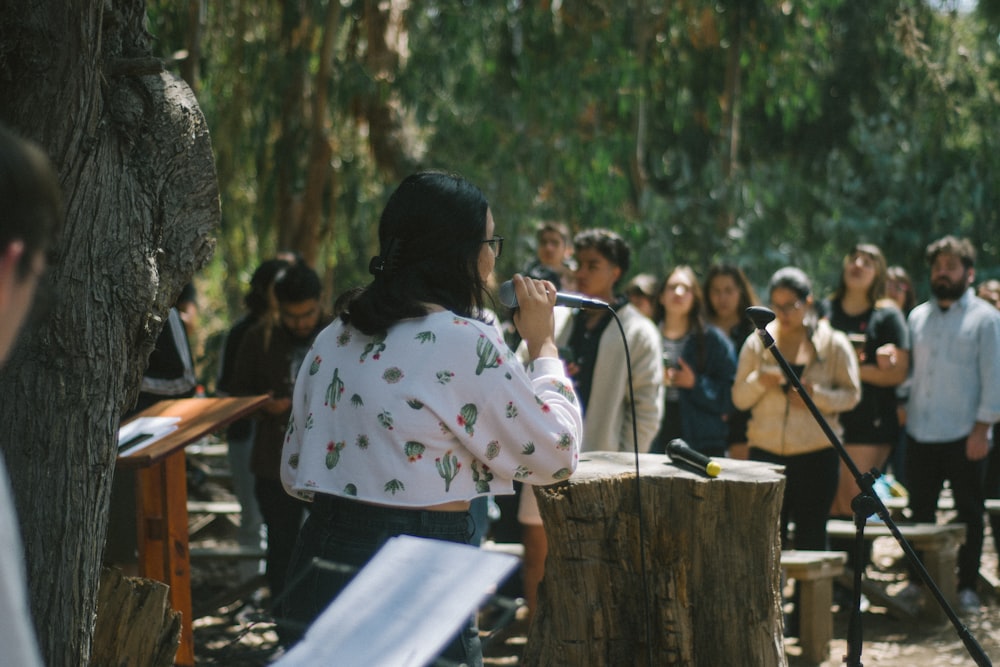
117 396 268 666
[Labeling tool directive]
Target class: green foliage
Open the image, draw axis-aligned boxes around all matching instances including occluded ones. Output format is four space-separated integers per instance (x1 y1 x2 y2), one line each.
144 0 1000 360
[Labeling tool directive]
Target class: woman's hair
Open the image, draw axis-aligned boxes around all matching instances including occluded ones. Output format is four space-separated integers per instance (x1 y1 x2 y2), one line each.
652 265 708 369
652 266 704 331
338 171 491 334
245 258 290 316
832 243 887 306
886 265 916 314
768 266 818 332
703 264 759 322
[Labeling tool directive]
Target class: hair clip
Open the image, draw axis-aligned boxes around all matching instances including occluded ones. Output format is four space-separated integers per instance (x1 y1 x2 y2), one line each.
368 238 402 277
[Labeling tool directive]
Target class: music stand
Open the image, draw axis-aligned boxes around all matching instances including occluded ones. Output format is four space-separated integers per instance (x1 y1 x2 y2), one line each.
273 535 519 667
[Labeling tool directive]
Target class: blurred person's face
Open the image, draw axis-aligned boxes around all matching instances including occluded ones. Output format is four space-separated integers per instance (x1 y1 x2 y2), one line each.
628 293 655 318
886 278 909 309
573 248 621 301
0 243 44 365
537 230 567 268
930 252 972 303
708 274 741 321
977 285 1000 310
843 252 877 294
659 270 695 318
479 210 498 282
770 287 809 332
279 299 321 340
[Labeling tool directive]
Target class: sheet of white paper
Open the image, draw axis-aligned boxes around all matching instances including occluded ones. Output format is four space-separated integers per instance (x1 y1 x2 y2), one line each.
116 416 181 456
275 534 519 667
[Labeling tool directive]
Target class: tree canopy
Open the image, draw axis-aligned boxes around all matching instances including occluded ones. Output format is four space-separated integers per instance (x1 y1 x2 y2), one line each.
145 0 1000 381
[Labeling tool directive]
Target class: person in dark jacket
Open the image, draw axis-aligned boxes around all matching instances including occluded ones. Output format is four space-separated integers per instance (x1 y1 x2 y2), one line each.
650 265 736 458
232 262 329 601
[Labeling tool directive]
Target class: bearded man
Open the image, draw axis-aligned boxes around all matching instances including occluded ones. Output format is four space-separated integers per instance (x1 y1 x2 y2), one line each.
898 235 1000 615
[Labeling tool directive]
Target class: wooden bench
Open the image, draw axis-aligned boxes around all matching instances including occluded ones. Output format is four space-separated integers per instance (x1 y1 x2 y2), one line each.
189 544 266 560
186 500 243 536
826 519 965 623
187 500 242 515
780 550 846 664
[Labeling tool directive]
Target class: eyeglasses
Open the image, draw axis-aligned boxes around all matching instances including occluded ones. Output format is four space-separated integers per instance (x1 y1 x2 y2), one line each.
482 236 504 258
770 300 804 315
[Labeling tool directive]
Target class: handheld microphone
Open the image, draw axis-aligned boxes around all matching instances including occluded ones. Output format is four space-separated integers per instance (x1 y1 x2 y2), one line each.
666 439 721 478
499 279 609 310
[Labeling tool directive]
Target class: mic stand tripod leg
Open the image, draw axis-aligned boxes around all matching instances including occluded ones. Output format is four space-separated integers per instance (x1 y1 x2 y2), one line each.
846 479 880 667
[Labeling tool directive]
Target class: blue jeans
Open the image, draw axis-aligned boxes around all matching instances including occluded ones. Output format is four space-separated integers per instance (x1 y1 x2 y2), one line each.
281 494 481 665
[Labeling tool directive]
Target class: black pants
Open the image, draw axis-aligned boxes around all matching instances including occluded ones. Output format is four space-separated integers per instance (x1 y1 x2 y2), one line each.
255 476 308 601
750 446 839 550
906 435 985 590
281 494 480 665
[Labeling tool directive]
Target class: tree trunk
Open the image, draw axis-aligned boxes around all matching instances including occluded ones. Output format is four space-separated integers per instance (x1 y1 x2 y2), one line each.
90 568 180 667
0 2 219 665
523 452 787 667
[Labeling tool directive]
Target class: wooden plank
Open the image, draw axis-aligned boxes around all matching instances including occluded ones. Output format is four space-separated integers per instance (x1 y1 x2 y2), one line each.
186 500 242 515
189 545 266 560
780 551 846 664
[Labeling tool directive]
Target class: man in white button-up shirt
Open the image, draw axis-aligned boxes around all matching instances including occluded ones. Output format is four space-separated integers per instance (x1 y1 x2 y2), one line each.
903 235 1000 615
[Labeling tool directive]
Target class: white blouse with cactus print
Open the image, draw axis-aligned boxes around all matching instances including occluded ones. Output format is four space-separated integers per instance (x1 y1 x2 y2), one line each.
281 310 583 507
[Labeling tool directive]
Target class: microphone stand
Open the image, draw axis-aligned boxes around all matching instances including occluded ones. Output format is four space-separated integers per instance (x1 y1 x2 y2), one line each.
745 306 991 667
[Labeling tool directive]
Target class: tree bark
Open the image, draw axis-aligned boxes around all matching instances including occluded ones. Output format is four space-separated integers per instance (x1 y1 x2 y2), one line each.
0 2 219 665
523 452 787 667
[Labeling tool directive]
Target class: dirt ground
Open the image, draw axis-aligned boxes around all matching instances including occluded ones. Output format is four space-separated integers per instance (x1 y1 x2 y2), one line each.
186 443 1000 666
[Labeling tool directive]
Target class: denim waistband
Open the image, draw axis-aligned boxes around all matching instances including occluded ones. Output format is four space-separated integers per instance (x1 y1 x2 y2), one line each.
311 493 470 532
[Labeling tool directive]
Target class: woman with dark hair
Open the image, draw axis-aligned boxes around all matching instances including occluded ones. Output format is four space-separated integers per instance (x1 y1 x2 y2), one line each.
823 244 910 522
650 265 736 458
732 266 860 636
886 265 917 316
734 267 860 547
703 264 759 458
279 172 582 665
216 257 291 577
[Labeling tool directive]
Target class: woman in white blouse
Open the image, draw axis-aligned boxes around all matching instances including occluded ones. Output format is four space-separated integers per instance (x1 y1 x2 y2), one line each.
279 171 582 665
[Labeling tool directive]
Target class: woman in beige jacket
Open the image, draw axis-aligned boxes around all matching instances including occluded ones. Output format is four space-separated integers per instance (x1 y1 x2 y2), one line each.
733 266 860 638
732 267 861 551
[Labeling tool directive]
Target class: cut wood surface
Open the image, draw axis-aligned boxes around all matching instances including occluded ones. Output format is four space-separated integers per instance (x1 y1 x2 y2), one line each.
523 452 787 667
91 567 180 667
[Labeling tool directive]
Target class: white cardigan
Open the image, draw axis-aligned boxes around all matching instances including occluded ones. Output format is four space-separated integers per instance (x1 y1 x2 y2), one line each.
554 302 664 453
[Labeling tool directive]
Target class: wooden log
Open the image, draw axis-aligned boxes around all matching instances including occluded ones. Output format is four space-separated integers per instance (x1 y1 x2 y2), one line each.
90 567 181 667
523 452 787 667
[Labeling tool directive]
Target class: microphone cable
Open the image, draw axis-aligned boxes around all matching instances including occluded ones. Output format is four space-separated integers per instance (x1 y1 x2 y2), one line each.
607 306 656 667
508 292 654 664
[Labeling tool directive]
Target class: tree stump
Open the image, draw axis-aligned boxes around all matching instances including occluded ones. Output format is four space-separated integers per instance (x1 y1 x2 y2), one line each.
523 452 787 667
90 567 181 667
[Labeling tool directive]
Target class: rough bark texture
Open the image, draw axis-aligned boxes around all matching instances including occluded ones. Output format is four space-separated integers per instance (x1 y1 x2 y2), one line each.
0 2 219 664
90 568 180 667
523 452 787 667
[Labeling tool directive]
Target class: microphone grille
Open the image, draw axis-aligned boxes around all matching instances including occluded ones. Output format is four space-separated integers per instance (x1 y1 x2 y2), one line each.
498 280 518 308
